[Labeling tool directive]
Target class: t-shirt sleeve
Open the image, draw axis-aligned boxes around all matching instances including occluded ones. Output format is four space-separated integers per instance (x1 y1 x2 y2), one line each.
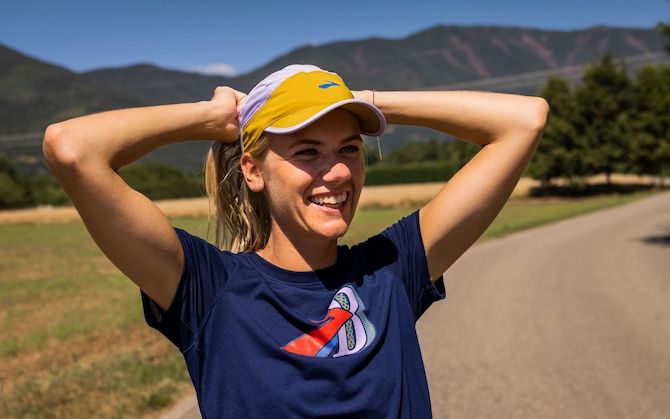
140 226 237 352
379 209 446 322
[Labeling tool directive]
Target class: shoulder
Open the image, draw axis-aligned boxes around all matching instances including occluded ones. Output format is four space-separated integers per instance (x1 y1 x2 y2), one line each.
172 226 244 275
347 210 421 274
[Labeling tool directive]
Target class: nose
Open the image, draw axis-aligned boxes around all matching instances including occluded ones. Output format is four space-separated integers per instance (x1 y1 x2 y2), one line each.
321 158 352 185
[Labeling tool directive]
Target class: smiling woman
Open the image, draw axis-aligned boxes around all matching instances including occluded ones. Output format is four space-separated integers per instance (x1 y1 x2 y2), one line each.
42 63 548 418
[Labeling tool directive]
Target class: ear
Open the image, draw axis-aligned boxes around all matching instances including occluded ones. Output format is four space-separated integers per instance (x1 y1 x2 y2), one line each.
240 152 265 192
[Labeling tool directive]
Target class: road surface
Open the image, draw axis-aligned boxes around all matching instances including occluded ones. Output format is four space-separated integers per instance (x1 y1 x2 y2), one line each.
163 191 670 418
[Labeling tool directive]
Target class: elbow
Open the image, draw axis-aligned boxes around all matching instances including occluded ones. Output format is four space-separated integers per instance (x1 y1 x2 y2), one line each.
43 123 84 171
527 98 550 132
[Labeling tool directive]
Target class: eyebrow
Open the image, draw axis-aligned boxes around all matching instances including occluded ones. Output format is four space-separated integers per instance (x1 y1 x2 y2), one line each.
288 134 363 149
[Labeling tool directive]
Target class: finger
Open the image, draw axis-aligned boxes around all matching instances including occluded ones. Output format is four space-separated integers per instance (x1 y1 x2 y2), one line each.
236 95 248 114
233 89 247 100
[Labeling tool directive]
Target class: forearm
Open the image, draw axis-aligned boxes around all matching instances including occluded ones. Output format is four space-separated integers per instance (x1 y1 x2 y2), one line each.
44 100 223 171
359 90 548 146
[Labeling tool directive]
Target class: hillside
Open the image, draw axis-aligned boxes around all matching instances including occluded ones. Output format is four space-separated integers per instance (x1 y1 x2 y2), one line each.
0 43 146 134
81 25 668 102
0 24 668 175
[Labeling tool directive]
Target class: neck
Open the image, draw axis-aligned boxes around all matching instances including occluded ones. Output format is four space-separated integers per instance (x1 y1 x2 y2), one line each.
256 221 338 271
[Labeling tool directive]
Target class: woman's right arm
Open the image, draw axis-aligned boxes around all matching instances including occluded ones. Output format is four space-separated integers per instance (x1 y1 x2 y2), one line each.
42 87 246 311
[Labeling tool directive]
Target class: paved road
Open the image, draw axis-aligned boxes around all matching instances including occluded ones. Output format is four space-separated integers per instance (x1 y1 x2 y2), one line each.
164 191 670 418
419 191 670 418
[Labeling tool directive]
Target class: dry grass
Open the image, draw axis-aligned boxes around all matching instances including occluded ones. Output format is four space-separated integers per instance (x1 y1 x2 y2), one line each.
0 174 659 225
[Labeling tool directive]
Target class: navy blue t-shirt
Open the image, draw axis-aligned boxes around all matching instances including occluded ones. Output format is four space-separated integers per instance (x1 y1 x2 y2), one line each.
141 209 446 418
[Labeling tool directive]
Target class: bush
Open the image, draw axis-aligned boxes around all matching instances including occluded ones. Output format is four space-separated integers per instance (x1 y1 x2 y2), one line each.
26 174 71 206
118 162 203 200
365 162 457 185
0 171 28 208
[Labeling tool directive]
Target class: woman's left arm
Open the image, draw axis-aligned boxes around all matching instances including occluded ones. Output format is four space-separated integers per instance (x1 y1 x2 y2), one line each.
353 90 549 282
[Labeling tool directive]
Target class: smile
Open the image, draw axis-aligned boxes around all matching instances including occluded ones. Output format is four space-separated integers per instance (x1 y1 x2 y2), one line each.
308 192 348 208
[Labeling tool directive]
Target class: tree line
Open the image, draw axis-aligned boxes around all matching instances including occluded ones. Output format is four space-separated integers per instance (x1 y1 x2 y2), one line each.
0 156 202 210
369 53 669 188
529 54 669 187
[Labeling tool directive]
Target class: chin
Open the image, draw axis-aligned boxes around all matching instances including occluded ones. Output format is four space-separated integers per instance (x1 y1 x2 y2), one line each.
314 220 350 240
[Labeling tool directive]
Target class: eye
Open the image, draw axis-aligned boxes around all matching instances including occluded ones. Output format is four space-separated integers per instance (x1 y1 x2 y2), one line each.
341 145 361 154
295 148 318 156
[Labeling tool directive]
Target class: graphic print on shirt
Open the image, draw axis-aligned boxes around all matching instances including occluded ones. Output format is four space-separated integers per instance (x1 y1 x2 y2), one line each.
282 285 376 358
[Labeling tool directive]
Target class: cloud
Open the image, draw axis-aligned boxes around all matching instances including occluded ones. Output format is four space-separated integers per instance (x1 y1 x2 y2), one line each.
189 63 239 77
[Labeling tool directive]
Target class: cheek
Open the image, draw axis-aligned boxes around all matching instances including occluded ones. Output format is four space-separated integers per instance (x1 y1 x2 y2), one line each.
263 165 313 207
351 157 365 185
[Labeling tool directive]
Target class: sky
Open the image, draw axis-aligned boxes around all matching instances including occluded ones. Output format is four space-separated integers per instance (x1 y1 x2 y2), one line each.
1 0 668 76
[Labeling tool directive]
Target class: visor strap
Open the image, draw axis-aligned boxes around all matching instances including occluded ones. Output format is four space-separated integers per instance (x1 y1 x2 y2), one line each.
239 125 245 152
373 89 383 161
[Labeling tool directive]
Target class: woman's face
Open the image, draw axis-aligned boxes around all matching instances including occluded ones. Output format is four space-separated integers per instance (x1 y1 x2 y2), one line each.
255 108 365 242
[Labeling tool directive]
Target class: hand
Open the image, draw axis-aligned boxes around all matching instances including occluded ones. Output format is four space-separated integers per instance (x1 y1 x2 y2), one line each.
206 86 248 143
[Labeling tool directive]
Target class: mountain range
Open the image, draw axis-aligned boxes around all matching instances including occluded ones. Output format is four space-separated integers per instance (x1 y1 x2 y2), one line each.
1 24 668 175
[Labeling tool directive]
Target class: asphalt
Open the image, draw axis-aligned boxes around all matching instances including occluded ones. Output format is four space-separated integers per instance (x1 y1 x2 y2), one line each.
163 191 670 419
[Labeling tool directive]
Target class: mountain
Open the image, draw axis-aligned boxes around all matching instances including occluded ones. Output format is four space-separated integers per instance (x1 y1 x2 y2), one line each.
80 25 668 103
0 43 146 135
1 24 668 175
82 63 233 105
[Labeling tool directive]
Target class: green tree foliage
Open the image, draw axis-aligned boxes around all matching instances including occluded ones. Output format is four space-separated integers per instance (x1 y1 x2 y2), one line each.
0 153 72 209
0 154 29 208
365 162 457 186
385 139 439 164
117 162 202 201
26 174 70 206
362 137 479 185
531 50 670 188
0 155 205 209
0 172 27 208
529 76 585 185
629 65 670 185
657 21 670 54
384 137 479 167
573 54 634 185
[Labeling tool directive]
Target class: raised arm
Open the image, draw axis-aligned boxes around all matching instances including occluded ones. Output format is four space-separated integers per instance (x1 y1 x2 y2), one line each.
354 90 549 282
42 87 246 310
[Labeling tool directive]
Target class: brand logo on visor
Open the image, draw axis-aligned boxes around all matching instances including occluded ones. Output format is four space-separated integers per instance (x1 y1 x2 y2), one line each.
318 81 340 89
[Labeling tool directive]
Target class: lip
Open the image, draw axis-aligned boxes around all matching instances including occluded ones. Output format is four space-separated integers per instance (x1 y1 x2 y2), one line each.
307 191 350 216
309 201 346 216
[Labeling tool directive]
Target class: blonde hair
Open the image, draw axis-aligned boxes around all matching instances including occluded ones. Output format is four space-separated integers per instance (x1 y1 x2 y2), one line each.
203 133 272 253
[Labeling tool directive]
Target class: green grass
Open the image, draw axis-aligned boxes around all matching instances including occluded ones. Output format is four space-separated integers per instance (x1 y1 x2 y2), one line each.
2 348 189 419
478 190 661 242
0 187 665 418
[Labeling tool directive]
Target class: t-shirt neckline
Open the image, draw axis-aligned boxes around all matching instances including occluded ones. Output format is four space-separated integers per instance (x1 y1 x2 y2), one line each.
246 246 350 285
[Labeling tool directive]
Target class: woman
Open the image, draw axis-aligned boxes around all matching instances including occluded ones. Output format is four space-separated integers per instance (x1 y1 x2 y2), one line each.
43 64 549 418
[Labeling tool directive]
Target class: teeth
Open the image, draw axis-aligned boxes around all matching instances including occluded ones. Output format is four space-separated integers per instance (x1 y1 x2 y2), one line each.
310 192 347 205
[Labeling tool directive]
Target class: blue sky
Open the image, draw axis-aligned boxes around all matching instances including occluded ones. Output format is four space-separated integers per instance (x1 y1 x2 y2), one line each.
1 0 668 76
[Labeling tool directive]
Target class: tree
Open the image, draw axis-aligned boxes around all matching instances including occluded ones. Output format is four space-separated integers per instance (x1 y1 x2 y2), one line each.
118 162 202 200
529 75 585 185
629 65 670 186
657 21 670 54
0 154 29 208
573 54 634 185
385 139 439 164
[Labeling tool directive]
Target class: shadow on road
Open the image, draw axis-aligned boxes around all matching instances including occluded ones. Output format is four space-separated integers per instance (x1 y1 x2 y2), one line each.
641 233 670 247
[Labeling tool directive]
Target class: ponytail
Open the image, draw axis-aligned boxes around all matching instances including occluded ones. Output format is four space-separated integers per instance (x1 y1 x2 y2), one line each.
203 133 272 252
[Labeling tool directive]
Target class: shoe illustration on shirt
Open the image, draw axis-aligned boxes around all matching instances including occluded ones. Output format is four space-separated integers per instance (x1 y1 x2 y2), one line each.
282 285 376 358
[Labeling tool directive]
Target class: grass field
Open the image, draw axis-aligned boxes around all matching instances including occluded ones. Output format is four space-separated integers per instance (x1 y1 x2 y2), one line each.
0 188 665 418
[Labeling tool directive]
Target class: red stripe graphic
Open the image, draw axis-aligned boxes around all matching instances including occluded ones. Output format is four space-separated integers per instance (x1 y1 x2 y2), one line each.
282 308 353 356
